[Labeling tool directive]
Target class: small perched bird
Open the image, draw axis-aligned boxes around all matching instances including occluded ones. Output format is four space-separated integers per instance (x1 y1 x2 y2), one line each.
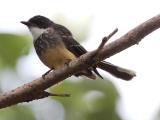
21 15 136 80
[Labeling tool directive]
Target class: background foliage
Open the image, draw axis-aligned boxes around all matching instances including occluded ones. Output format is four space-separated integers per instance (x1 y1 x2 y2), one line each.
0 34 31 69
0 33 121 120
0 18 123 120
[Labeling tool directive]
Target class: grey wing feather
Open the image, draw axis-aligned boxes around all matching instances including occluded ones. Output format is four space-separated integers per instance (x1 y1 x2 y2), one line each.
54 23 87 57
53 23 103 79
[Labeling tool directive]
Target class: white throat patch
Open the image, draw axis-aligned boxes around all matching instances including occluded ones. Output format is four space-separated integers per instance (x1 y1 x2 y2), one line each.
29 27 46 40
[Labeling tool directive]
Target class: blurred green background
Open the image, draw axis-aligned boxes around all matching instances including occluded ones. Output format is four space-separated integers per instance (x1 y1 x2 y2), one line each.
0 17 124 120
1 16 159 120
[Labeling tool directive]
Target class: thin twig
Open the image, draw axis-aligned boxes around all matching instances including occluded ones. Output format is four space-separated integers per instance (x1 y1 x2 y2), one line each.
96 28 118 55
35 91 70 100
48 92 71 97
93 28 118 62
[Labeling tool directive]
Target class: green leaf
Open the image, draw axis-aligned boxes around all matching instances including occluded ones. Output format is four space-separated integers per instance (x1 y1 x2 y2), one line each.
51 78 121 120
154 108 160 120
0 105 35 120
54 15 92 42
0 34 31 69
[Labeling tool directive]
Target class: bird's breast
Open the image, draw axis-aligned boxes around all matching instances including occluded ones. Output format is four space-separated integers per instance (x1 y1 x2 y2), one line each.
39 45 76 69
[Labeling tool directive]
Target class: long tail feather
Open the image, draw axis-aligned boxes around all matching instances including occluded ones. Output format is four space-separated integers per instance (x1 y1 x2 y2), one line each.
97 61 136 80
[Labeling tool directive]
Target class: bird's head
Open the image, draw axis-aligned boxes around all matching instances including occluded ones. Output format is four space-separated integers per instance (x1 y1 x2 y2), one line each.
21 15 53 40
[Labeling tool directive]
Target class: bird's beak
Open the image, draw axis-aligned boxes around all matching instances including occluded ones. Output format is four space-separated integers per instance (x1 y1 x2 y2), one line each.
21 21 31 26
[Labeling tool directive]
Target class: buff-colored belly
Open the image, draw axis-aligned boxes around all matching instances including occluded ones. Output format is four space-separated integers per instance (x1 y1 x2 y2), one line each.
40 46 76 69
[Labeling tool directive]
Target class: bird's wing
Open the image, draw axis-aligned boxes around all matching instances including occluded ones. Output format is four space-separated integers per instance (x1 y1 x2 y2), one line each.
53 23 103 79
54 23 87 57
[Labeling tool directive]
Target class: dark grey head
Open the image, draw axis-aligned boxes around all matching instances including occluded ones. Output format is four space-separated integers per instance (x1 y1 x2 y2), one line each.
21 15 53 29
21 15 54 40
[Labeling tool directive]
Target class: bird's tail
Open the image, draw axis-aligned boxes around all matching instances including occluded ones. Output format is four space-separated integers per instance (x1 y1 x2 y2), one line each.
97 61 136 80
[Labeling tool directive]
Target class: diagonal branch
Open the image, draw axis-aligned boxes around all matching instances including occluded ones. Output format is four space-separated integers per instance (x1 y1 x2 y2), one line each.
0 14 160 109
99 15 160 59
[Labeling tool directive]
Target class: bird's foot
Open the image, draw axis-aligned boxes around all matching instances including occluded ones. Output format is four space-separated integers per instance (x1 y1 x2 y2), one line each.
64 59 72 66
42 68 54 79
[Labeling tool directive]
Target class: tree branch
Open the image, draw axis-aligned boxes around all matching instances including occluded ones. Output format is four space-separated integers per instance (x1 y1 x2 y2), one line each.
0 14 160 109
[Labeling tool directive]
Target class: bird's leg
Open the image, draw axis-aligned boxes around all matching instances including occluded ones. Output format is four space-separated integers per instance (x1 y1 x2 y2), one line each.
42 68 54 79
64 59 72 66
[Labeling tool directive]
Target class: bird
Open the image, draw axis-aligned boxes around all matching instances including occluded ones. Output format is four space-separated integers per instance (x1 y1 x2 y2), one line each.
21 15 136 80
